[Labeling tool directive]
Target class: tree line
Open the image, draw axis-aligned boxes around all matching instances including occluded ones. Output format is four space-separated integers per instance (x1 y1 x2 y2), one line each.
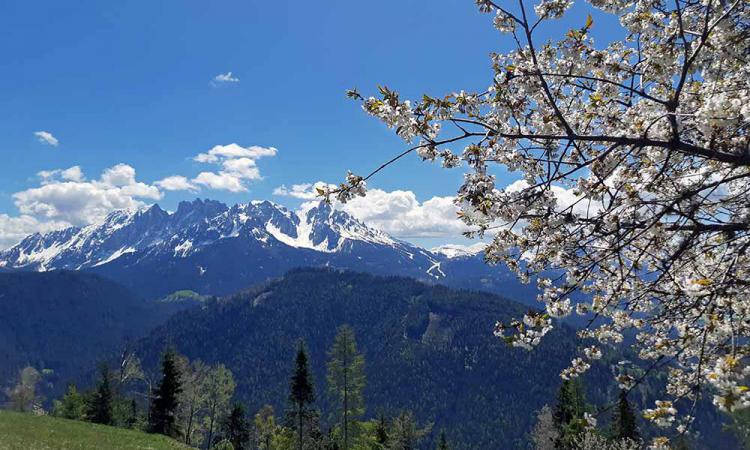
6 324 742 449
14 325 447 450
528 378 703 450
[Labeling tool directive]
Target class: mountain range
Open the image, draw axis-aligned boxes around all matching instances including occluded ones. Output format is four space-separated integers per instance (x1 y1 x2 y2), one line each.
0 199 536 302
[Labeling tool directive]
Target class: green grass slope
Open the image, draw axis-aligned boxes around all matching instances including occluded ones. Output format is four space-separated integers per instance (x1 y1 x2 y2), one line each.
0 411 190 450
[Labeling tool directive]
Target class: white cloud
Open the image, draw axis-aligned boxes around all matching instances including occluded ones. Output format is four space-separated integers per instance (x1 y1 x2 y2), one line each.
221 157 260 180
275 182 467 238
155 175 197 192
503 179 601 218
193 172 246 193
340 189 467 238
190 144 277 192
0 215 69 250
194 144 277 163
34 131 59 147
13 164 163 226
211 71 240 86
273 182 334 200
38 166 84 184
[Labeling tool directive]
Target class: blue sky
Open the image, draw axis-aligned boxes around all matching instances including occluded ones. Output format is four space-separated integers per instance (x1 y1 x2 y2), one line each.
0 0 621 248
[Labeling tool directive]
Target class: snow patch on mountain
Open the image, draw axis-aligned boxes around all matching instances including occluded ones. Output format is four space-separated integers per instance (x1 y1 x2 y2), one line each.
431 243 486 259
0 199 440 272
93 247 136 267
426 261 446 278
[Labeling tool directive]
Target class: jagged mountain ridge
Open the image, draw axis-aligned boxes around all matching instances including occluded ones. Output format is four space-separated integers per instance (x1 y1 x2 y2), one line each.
0 198 537 301
0 199 422 268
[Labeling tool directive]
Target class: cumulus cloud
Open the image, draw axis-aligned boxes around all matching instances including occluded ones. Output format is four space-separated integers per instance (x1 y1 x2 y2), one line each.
0 214 69 250
34 131 59 147
340 189 467 238
275 182 467 238
503 179 601 218
211 71 240 86
13 164 162 226
190 144 277 192
38 166 84 184
193 172 246 192
155 175 197 192
194 144 277 163
273 182 334 200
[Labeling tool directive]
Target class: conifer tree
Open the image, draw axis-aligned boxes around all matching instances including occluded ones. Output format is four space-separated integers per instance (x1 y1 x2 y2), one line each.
89 365 114 425
222 403 251 450
611 390 639 442
149 348 183 437
552 379 587 449
327 325 366 450
56 384 87 420
288 341 316 450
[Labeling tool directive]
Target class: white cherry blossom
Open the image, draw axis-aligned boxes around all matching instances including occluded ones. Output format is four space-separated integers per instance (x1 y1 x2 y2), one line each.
331 0 750 431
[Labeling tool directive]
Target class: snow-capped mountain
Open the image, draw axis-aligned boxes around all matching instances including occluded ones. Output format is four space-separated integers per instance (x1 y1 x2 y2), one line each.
431 243 487 259
0 198 538 302
0 199 451 297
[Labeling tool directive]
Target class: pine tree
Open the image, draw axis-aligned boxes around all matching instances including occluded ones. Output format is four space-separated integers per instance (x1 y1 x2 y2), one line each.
327 325 366 450
89 365 114 425
611 390 639 442
222 403 251 450
552 379 587 449
56 384 87 420
149 348 183 437
288 341 316 450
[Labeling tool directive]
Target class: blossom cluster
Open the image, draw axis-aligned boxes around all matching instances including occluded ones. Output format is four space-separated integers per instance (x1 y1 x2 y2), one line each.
643 400 677 427
334 0 750 435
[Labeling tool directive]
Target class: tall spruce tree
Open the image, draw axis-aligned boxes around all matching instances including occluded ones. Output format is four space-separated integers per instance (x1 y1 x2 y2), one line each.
149 348 183 437
611 390 639 442
327 325 366 450
89 365 114 425
288 341 316 450
552 379 587 449
222 403 251 450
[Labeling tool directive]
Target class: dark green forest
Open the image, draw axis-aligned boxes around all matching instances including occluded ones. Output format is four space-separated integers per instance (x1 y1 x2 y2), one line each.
0 269 741 449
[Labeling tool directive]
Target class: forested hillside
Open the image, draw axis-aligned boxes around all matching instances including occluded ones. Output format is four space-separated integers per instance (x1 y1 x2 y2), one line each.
0 271 165 389
135 269 620 448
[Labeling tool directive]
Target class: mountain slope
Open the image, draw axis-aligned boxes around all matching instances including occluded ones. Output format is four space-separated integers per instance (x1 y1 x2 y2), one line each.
0 199 531 302
0 271 165 388
135 268 613 449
